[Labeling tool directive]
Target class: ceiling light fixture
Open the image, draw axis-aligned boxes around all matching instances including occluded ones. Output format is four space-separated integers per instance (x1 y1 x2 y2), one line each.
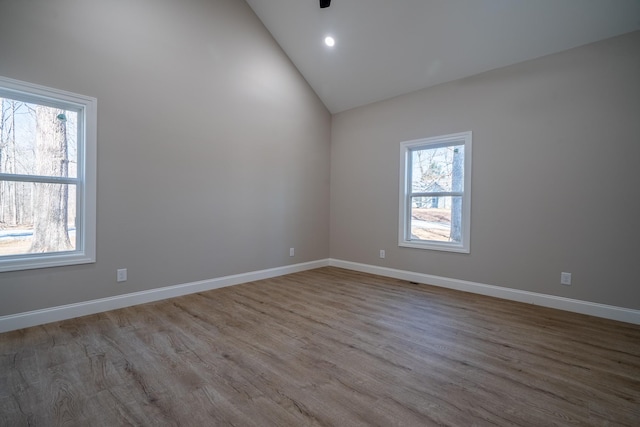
324 36 335 47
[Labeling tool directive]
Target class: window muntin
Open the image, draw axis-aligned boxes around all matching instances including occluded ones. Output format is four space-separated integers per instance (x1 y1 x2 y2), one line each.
399 132 471 253
0 76 96 272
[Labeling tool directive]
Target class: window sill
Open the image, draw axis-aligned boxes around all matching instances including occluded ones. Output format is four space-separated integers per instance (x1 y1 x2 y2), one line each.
399 240 469 254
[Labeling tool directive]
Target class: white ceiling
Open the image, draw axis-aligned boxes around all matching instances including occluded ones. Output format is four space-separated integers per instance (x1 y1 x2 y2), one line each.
245 0 640 113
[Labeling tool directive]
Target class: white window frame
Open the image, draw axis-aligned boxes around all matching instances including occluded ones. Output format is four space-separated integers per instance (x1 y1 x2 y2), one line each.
399 131 472 253
0 76 96 272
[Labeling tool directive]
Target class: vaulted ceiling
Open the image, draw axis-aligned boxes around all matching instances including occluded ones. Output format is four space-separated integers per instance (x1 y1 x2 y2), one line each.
245 0 640 113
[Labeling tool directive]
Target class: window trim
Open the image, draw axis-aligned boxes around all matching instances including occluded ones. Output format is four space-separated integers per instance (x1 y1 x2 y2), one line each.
0 76 96 272
398 131 472 253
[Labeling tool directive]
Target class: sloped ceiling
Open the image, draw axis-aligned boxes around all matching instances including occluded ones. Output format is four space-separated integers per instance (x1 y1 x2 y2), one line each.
245 0 640 113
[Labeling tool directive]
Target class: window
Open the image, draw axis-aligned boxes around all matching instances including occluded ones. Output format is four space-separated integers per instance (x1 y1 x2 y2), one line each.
0 76 96 272
399 132 471 253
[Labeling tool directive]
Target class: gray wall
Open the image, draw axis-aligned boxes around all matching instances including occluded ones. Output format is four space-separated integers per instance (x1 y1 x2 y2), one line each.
330 31 640 310
0 0 331 315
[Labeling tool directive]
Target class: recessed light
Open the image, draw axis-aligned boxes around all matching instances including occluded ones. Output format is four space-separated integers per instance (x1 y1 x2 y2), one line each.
324 36 335 47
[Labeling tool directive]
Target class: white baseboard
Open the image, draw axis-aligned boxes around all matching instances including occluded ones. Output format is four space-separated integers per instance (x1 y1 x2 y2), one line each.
0 259 330 333
3 258 637 333
329 259 640 325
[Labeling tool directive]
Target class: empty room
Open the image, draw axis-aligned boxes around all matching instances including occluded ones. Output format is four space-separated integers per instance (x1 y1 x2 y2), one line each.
1 0 639 425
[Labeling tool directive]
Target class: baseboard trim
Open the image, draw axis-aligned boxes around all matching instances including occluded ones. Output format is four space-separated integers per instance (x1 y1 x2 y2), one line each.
0 259 330 333
3 258 637 333
329 259 640 325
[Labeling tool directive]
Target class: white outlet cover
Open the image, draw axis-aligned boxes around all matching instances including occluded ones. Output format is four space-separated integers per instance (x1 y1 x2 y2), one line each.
560 272 571 285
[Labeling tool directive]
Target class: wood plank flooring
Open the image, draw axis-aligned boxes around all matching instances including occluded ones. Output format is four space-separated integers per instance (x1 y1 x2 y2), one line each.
1 267 639 426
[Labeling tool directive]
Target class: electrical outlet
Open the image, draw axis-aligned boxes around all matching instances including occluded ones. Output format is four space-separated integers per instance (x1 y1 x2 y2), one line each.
117 268 127 282
289 248 295 257
560 272 571 286
379 249 385 259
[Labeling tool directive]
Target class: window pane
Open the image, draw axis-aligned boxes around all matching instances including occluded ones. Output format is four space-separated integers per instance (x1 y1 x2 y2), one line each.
411 145 464 193
400 132 471 253
0 97 78 178
410 196 462 243
0 182 76 256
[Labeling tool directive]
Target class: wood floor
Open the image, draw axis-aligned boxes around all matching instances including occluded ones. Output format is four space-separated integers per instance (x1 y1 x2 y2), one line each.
1 267 639 426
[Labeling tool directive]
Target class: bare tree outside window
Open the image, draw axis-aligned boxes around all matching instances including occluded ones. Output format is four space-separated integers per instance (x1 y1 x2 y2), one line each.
409 144 464 243
0 98 77 256
29 106 73 253
450 147 463 242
